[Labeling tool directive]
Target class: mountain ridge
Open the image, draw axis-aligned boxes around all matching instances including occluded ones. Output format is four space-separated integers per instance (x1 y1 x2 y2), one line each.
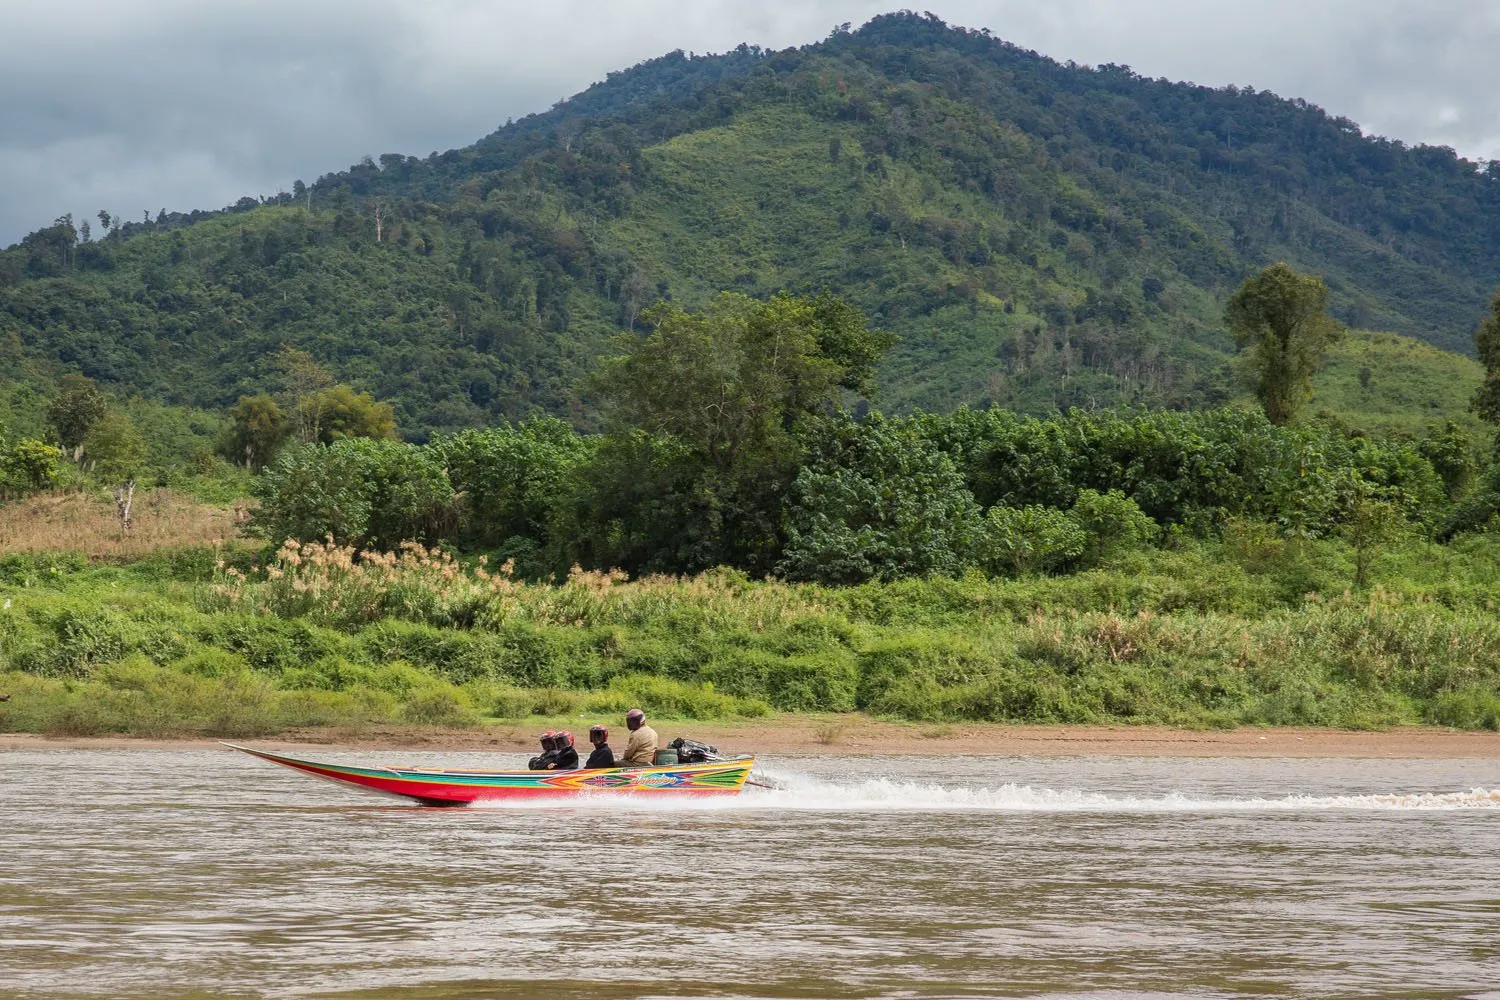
2 11 1496 435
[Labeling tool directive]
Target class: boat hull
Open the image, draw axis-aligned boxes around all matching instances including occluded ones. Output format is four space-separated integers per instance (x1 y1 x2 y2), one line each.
223 742 754 805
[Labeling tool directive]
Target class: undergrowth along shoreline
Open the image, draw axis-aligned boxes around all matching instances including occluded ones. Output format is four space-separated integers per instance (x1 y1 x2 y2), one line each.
3 534 1500 738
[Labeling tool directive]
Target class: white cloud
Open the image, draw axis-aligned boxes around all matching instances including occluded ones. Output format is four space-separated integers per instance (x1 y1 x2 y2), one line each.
2 0 1497 244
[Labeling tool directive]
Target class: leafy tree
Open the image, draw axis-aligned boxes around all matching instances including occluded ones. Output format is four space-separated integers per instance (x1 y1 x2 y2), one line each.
432 418 594 551
778 414 981 584
2 438 62 497
298 385 398 443
1443 464 1500 539
592 291 893 571
46 375 109 453
1068 489 1157 566
273 346 336 443
555 430 722 575
342 439 456 548
1225 263 1343 425
220 394 290 471
252 439 454 548
595 291 892 471
1339 477 1410 588
251 444 372 545
978 505 1086 576
1417 421 1475 498
1472 291 1500 428
83 413 147 481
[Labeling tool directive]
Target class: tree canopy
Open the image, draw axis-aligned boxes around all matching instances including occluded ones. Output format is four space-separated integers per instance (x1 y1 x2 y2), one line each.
1472 292 1500 428
1225 263 1343 425
594 291 892 470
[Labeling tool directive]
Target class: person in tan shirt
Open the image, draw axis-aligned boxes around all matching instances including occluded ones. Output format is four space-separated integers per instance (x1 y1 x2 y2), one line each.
619 708 659 766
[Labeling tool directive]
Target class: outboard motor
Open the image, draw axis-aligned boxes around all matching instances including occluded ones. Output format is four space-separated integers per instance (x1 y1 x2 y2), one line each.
669 737 720 763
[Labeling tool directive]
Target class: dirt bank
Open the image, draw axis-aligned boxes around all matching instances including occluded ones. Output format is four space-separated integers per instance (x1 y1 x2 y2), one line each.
5 717 1500 757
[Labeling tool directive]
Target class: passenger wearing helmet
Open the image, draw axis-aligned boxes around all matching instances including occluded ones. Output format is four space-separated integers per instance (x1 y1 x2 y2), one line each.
528 731 558 771
619 708 658 767
549 731 579 770
584 725 614 768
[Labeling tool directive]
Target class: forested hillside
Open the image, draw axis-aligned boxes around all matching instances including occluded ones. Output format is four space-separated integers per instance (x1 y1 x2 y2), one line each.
3 12 1498 434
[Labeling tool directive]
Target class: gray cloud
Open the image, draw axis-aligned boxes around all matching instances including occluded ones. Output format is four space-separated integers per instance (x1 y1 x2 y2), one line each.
3 0 1498 245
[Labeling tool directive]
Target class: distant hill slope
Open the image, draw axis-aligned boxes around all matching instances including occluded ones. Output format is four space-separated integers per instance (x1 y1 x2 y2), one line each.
2 12 1496 435
1308 331 1484 435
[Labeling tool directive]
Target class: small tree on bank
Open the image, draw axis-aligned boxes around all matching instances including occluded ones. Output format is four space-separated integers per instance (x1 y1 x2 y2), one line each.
46 374 109 459
1472 290 1500 431
1225 263 1343 426
1339 477 1409 588
221 394 289 471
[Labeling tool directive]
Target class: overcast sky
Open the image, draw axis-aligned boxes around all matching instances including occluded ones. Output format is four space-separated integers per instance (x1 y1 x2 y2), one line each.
3 0 1498 246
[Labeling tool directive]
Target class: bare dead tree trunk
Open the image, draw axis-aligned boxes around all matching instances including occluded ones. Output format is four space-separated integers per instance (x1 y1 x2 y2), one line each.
113 480 135 537
373 201 384 242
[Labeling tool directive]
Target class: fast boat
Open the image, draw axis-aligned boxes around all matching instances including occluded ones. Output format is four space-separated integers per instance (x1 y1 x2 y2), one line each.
223 741 755 806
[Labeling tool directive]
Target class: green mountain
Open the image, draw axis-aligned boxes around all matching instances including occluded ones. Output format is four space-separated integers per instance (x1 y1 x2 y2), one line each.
2 12 1497 436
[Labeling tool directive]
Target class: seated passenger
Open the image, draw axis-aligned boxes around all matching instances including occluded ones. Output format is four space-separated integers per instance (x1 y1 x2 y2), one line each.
619 708 659 767
584 724 615 768
528 731 557 771
549 730 580 770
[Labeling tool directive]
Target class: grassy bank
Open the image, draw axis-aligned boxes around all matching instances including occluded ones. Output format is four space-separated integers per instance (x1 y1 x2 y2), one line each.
3 531 1500 739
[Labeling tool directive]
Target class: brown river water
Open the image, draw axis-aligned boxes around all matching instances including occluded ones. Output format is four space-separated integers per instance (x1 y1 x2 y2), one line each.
2 749 1498 1000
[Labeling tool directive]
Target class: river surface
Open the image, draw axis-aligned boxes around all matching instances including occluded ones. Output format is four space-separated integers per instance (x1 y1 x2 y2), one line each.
2 749 1498 1000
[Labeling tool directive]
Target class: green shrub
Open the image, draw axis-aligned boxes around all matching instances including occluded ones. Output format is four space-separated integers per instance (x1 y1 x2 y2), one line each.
175 648 252 679
1 438 62 497
779 414 982 584
193 614 347 674
400 687 479 727
0 551 88 586
22 607 138 677
701 647 857 711
978 504 1087 576
1425 688 1500 731
252 439 456 549
481 685 581 720
583 675 769 720
855 631 1003 713
432 418 593 551
1069 489 1158 566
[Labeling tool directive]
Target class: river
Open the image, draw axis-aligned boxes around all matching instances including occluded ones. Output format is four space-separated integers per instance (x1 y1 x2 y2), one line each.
2 748 1498 999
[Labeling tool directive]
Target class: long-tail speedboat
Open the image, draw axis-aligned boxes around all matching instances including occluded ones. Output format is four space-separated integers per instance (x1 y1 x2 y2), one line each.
224 742 755 806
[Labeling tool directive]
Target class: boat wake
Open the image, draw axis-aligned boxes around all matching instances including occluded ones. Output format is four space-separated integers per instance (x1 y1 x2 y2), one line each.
472 769 1500 813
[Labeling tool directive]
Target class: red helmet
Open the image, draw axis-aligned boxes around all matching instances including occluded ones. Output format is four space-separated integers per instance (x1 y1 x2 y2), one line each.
589 725 608 744
538 730 556 750
556 730 575 748
626 708 645 730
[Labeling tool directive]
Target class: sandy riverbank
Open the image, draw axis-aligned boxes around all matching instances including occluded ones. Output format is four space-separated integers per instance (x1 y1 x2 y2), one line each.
4 717 1500 757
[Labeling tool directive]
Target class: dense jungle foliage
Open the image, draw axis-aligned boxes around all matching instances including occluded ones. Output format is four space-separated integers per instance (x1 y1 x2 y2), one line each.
3 12 1499 433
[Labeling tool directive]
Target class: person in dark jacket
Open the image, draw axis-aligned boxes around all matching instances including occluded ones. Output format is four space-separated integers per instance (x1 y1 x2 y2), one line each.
584 724 615 768
528 731 557 770
549 731 580 770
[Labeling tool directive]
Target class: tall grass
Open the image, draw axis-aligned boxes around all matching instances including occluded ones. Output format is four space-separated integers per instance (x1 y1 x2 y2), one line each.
2 533 1499 736
0 489 243 559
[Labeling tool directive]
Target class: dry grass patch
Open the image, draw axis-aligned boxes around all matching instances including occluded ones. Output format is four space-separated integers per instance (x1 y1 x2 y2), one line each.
0 489 244 559
812 719 847 744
